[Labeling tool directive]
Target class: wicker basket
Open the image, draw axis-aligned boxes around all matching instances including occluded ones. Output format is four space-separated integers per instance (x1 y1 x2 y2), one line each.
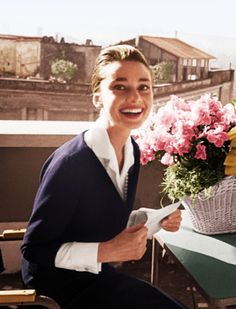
182 176 236 235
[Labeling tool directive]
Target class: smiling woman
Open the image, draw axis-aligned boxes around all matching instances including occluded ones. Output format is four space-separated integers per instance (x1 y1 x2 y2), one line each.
21 44 185 309
92 45 153 137
93 61 153 135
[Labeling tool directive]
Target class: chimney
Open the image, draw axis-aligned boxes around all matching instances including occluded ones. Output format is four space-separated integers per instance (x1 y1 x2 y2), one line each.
135 36 140 47
85 39 92 45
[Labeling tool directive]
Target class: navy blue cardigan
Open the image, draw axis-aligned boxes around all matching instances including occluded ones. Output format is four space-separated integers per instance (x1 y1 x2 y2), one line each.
21 132 140 284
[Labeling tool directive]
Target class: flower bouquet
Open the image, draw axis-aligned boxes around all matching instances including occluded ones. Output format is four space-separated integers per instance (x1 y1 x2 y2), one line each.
135 94 236 234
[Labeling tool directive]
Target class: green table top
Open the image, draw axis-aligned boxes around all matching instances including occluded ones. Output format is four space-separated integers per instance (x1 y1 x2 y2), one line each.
154 211 236 300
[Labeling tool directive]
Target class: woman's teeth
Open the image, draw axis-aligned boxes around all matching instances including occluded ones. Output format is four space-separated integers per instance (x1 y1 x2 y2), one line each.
121 108 142 114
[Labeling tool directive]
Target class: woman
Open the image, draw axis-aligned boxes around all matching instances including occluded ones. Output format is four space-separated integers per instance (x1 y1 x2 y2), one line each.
21 44 184 308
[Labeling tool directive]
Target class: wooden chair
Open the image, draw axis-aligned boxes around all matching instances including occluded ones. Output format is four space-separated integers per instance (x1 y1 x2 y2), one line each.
0 229 61 308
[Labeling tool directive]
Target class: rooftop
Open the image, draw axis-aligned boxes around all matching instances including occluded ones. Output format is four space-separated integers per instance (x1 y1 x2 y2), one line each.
140 35 216 59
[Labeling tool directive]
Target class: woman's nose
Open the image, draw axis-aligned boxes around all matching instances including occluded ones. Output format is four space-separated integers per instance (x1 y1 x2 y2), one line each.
127 88 140 103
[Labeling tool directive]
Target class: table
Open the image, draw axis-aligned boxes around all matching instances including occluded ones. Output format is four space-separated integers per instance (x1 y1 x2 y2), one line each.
151 210 236 309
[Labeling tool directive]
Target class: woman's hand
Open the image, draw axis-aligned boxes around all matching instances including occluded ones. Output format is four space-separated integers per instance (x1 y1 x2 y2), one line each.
160 209 182 232
97 223 148 263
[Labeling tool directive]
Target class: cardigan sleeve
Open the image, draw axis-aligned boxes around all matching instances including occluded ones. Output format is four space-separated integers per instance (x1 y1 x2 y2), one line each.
21 153 81 268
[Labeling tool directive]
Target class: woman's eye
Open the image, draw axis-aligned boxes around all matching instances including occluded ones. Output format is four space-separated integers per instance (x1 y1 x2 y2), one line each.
138 84 150 91
114 84 126 91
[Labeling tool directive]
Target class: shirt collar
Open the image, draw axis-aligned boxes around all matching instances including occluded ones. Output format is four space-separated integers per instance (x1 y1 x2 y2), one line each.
85 120 112 160
84 117 134 174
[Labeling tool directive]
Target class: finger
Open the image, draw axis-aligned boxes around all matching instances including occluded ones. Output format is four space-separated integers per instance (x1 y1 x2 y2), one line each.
168 209 182 219
165 223 181 230
161 211 181 223
161 219 180 228
139 230 148 241
134 226 148 239
161 219 181 228
125 222 145 233
163 226 180 232
165 215 182 224
165 218 181 224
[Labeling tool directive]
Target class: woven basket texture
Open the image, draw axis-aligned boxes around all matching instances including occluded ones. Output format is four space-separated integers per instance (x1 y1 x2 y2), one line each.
182 176 236 235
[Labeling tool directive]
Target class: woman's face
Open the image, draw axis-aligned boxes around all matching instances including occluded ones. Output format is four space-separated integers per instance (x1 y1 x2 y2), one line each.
94 60 153 133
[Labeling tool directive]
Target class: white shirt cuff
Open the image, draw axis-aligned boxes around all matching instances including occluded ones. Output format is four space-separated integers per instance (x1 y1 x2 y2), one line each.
55 242 101 274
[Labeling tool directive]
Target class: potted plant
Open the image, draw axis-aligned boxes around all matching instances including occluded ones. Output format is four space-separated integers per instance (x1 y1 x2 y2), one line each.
50 59 78 83
135 94 236 234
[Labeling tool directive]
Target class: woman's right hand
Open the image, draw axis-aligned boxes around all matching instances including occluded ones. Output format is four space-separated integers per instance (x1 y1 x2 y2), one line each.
97 223 148 263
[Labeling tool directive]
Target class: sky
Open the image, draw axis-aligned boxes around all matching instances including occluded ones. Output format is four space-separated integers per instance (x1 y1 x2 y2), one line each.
1 0 236 44
1 0 236 68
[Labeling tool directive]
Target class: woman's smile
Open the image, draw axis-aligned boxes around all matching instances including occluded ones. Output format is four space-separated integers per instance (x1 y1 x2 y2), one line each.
120 107 144 118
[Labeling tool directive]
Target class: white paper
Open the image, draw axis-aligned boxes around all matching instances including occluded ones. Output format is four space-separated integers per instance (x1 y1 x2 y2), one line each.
127 202 180 238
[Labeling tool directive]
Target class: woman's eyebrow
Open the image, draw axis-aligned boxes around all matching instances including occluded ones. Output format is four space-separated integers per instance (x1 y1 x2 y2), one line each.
139 78 151 82
114 77 151 82
114 77 127 81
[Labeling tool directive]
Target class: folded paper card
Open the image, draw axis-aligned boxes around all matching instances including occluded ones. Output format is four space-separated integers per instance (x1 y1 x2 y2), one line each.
127 202 180 238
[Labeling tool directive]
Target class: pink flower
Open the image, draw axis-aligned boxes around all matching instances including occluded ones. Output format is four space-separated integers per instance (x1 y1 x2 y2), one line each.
133 94 236 169
207 130 228 148
156 105 176 128
137 141 156 165
205 124 229 147
161 153 174 165
191 100 212 126
222 103 236 125
194 144 207 160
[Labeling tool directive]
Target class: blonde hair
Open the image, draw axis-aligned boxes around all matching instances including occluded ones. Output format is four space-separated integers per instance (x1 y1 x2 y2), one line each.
91 44 150 93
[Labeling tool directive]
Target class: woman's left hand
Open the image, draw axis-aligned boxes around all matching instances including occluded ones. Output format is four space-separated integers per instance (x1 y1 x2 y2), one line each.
160 209 182 232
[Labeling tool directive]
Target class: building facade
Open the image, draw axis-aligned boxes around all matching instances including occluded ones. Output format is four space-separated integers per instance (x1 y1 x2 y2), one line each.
121 35 215 82
0 34 234 121
0 34 101 82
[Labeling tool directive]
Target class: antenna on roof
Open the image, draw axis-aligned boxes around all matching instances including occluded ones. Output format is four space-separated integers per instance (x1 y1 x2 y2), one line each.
175 31 178 38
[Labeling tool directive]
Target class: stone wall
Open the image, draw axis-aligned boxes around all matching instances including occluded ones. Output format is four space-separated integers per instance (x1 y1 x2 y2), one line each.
0 68 234 120
0 78 97 120
0 88 97 121
0 38 41 77
152 69 235 107
153 78 212 97
153 83 232 110
16 41 41 77
73 45 101 82
0 39 16 75
0 78 90 93
220 81 234 103
209 69 234 85
40 41 86 81
40 40 101 82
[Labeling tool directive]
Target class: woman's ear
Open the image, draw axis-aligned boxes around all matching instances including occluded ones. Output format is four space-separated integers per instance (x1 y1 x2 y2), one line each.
93 93 103 109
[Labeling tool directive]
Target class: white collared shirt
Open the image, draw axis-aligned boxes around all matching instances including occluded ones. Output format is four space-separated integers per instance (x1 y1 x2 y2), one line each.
55 119 134 274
